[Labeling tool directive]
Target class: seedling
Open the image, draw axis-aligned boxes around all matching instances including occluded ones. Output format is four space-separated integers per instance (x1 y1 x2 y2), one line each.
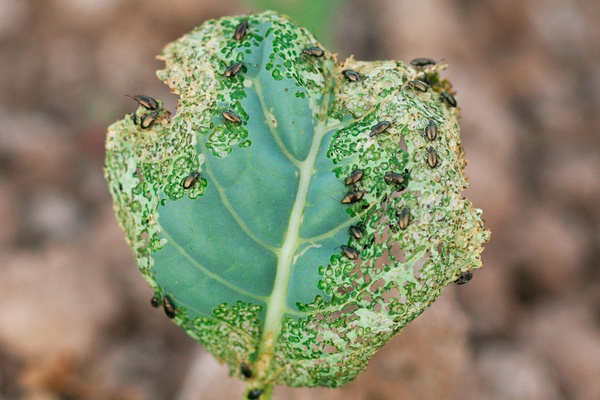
104 11 489 399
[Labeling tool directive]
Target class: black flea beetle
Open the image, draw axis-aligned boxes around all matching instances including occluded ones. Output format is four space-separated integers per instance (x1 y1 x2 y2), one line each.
183 172 201 189
408 80 428 93
384 172 406 186
234 19 249 41
398 207 410 230
225 62 243 78
341 245 359 260
342 69 360 82
425 119 437 141
349 225 363 240
126 94 159 111
410 58 436 68
240 363 252 379
247 389 263 399
302 47 324 57
455 271 473 285
140 111 159 129
163 295 176 319
440 92 457 107
151 296 160 308
345 170 364 186
341 190 364 204
427 147 438 168
370 121 392 137
222 110 242 125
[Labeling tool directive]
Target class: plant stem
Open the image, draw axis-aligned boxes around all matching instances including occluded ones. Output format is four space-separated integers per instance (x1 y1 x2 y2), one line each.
262 383 274 400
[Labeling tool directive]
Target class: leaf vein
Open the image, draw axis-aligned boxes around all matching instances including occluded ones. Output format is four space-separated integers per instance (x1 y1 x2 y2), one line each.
252 43 302 167
159 224 268 302
201 152 279 254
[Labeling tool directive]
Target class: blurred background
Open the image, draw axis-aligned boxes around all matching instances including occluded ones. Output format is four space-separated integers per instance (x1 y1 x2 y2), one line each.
1 0 599 399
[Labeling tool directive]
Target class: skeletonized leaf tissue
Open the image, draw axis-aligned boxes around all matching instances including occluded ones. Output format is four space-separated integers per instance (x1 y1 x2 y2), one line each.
105 10 490 398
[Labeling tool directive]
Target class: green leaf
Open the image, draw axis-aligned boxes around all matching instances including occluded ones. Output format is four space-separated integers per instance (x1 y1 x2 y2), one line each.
105 11 490 392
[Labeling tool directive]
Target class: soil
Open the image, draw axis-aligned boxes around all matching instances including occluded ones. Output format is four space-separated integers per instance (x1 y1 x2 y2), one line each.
1 0 599 399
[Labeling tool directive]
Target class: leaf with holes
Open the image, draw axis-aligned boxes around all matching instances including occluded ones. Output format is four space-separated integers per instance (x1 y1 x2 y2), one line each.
104 11 490 397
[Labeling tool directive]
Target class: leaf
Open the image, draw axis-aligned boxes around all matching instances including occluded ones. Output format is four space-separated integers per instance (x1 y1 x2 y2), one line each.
104 11 490 392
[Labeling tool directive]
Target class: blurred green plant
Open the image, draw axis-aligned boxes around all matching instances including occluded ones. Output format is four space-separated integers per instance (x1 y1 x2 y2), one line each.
105 11 489 400
247 0 344 47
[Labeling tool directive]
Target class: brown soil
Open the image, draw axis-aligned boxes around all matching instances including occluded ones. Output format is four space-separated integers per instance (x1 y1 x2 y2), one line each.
1 1 599 399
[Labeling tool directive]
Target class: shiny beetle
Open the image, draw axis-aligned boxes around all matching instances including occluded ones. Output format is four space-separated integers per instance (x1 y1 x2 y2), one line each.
183 172 201 189
126 94 159 111
151 296 160 308
240 363 252 379
425 119 437 141
163 295 176 319
247 389 263 400
408 79 428 92
369 121 392 137
341 190 364 204
130 113 139 126
441 92 457 107
302 46 324 57
427 147 438 168
455 271 473 285
345 170 364 186
398 207 410 230
410 58 436 68
222 110 242 125
349 225 363 240
342 69 360 82
225 62 243 78
234 19 248 41
341 245 359 260
140 111 158 129
384 171 406 186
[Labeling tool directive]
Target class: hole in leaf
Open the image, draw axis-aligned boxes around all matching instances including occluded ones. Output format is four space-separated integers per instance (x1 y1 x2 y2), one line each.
342 304 358 314
398 135 407 152
140 230 150 248
436 241 444 254
412 252 431 280
134 167 143 184
383 287 400 303
324 345 337 354
369 278 385 293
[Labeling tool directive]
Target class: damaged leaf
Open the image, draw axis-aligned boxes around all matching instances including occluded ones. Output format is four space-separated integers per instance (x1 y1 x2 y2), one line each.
104 11 490 394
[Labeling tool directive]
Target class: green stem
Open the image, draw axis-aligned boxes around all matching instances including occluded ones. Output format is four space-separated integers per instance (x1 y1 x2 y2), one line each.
262 384 274 400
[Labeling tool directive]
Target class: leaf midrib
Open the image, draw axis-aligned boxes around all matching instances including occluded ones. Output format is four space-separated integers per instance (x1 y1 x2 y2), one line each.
260 100 329 335
254 75 334 375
